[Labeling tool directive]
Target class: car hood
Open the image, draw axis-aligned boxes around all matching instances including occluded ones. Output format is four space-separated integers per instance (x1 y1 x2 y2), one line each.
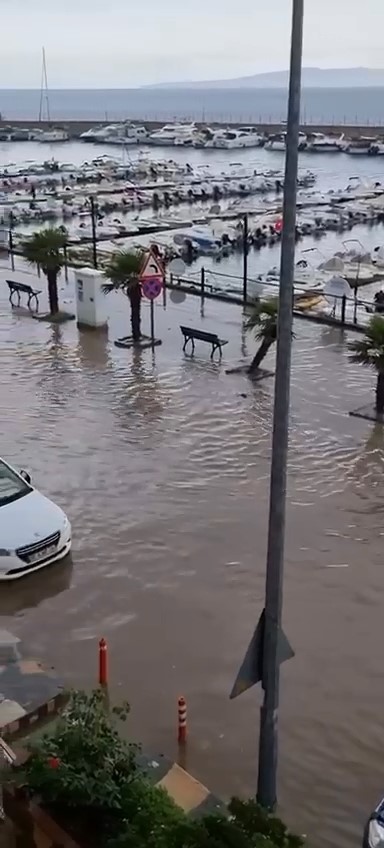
0 490 66 550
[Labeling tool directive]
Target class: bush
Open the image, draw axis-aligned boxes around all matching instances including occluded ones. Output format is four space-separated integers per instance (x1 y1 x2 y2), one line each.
17 689 137 812
14 689 304 848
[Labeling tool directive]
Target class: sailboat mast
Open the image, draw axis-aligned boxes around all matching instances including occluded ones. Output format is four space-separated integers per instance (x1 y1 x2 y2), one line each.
38 47 51 123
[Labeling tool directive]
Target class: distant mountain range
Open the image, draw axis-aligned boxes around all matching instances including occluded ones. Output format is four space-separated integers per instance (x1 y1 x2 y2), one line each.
144 67 384 90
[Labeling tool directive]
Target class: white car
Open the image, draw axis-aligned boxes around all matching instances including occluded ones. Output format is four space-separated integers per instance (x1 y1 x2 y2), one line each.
0 458 71 580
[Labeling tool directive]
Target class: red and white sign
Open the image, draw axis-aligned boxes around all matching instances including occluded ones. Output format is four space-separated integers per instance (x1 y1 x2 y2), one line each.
140 250 164 281
140 250 164 300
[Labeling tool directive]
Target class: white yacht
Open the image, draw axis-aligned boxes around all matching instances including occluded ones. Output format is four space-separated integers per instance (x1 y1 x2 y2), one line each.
207 129 263 149
344 137 377 155
80 123 123 142
306 133 343 153
108 124 149 145
148 122 198 145
80 124 106 141
80 122 148 144
265 132 307 151
236 127 264 146
38 129 69 143
264 133 286 151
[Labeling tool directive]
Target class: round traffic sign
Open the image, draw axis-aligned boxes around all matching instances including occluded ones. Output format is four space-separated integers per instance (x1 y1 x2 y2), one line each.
168 257 186 276
141 276 163 300
170 289 186 304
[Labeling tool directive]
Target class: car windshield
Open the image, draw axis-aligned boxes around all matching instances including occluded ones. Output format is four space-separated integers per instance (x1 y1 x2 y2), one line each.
0 461 30 507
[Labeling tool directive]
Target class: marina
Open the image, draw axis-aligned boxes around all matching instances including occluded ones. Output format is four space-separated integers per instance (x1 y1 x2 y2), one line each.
2 140 384 321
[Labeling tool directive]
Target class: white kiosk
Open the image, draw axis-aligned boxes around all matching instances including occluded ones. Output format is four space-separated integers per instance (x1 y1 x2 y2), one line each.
0 206 10 250
75 267 108 330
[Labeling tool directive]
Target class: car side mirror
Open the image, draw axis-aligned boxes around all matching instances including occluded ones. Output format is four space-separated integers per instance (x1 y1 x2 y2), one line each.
20 469 31 485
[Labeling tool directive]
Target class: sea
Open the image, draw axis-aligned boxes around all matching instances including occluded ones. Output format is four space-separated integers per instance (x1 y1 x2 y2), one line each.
1 87 384 125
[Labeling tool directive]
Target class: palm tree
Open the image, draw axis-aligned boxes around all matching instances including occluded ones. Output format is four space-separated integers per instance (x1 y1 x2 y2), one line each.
349 315 384 414
246 298 279 375
21 227 67 316
103 250 143 343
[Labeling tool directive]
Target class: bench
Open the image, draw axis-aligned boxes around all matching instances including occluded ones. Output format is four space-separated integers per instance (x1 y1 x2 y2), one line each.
180 325 228 359
6 280 42 313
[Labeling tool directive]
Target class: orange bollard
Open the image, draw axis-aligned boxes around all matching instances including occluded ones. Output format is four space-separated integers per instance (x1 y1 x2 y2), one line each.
98 637 108 686
178 696 187 744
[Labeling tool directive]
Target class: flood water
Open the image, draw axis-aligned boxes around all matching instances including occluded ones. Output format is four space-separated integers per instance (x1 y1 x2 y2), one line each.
0 263 384 848
2 140 384 847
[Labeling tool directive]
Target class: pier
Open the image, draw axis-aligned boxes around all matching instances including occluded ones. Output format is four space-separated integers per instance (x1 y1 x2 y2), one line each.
1 119 384 140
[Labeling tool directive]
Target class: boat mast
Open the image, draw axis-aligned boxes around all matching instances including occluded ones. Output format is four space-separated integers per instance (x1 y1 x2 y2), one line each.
38 47 51 123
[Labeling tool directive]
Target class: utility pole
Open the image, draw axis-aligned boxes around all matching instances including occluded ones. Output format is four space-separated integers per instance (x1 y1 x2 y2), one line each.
256 0 304 810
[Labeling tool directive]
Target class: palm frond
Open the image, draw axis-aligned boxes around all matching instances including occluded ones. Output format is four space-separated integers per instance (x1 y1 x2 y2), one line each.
21 227 67 271
246 297 279 342
103 250 143 295
348 316 384 370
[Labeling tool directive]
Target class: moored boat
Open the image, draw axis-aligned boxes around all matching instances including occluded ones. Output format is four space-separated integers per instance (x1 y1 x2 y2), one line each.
38 128 69 143
344 137 377 154
306 132 344 153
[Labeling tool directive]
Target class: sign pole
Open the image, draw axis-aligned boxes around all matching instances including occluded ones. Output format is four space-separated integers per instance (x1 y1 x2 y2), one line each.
150 299 155 347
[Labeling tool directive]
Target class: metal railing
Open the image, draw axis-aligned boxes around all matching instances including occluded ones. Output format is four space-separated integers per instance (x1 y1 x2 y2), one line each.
168 266 376 330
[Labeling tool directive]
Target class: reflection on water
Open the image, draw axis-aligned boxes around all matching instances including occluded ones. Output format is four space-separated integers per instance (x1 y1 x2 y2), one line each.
0 557 73 616
1 284 384 848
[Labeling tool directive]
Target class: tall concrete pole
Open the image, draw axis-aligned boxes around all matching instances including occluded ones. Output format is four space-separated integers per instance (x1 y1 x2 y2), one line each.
257 0 304 810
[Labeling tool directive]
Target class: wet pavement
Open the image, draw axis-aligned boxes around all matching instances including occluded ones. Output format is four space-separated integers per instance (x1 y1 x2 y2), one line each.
0 259 383 848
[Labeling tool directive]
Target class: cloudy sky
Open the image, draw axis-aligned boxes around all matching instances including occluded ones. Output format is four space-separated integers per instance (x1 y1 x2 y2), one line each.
1 0 383 87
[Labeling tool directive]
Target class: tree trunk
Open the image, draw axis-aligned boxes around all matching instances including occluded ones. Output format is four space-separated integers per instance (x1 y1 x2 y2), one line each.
129 285 142 342
47 269 59 315
376 371 384 414
248 338 274 374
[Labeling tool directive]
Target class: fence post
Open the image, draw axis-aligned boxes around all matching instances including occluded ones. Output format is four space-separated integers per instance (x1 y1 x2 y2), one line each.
353 288 358 324
8 230 14 271
341 295 346 325
63 243 68 282
201 267 205 301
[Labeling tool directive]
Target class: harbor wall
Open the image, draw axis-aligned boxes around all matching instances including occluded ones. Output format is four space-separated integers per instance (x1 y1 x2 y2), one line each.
0 120 383 139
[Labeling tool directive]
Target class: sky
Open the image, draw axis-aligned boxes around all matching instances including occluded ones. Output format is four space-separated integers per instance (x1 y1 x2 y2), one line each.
0 0 383 88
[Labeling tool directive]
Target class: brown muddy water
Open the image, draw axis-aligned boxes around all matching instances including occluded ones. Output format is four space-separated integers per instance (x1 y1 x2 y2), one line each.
1 265 384 848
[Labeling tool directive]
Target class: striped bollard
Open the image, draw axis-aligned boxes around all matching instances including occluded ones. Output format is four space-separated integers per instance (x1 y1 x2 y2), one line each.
178 696 187 744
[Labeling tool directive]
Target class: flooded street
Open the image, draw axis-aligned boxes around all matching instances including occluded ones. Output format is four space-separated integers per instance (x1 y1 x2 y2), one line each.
0 263 384 847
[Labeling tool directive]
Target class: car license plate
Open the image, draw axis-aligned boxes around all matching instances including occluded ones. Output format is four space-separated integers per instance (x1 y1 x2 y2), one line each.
28 544 57 564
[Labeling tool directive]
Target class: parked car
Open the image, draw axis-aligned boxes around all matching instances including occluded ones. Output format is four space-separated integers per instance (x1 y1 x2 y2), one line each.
0 457 71 580
363 798 384 848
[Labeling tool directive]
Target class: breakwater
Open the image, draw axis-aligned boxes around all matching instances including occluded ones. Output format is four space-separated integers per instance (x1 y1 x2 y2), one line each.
1 119 383 140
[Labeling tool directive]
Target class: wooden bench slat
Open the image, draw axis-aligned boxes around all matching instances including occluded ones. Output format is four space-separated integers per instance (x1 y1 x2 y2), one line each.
180 325 228 359
6 281 41 295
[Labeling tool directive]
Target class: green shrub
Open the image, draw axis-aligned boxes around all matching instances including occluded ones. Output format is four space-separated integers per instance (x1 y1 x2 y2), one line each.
17 689 137 811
